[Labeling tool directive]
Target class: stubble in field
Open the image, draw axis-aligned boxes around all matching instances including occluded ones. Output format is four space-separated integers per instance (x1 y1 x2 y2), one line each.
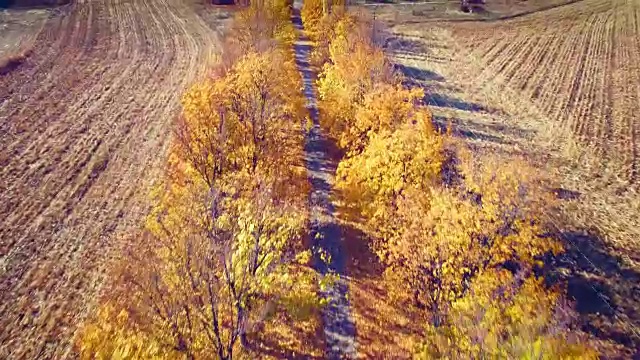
0 0 228 357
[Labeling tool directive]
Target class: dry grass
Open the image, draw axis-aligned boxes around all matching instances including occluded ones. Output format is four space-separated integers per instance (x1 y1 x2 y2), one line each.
0 0 230 358
371 0 640 355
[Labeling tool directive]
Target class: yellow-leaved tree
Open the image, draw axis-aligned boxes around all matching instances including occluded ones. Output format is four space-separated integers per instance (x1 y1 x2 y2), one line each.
174 47 307 200
416 269 598 359
301 0 324 38
335 109 443 225
77 5 316 358
219 0 296 70
314 14 594 355
343 83 424 154
78 173 313 360
316 16 395 148
374 156 564 320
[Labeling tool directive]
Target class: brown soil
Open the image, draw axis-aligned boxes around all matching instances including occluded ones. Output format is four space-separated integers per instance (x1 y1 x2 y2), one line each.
0 0 229 357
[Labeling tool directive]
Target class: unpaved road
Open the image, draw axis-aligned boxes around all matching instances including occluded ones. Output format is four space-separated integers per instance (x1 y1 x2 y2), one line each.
0 0 225 357
292 2 357 358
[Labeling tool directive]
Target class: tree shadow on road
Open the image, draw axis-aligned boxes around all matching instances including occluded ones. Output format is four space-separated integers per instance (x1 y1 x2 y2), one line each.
248 308 326 360
338 220 426 358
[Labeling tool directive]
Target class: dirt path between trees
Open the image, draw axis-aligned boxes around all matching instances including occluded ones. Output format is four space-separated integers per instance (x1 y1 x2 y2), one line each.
291 2 358 358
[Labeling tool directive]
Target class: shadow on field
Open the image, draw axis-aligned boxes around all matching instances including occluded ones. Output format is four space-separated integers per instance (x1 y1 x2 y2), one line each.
427 93 489 112
546 230 640 353
394 63 445 83
433 114 531 147
385 37 431 55
391 56 491 113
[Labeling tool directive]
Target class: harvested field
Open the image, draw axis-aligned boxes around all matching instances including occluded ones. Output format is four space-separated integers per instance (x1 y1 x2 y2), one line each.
453 0 640 184
355 0 577 23
380 0 640 355
0 0 228 357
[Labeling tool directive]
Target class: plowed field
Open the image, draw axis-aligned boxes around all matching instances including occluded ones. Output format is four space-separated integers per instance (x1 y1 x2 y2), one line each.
0 0 226 357
454 0 640 183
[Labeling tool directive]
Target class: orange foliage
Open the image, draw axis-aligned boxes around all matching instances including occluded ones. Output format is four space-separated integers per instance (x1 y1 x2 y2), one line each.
417 269 598 359
76 3 320 359
315 11 596 358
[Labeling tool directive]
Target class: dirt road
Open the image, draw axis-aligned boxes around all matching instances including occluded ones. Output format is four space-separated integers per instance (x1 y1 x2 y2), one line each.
0 0 225 357
292 2 358 358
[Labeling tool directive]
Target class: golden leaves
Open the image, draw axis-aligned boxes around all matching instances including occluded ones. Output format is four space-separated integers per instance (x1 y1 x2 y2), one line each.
77 3 316 359
316 18 395 149
175 47 308 200
335 121 444 229
313 12 591 355
77 303 180 360
416 270 598 359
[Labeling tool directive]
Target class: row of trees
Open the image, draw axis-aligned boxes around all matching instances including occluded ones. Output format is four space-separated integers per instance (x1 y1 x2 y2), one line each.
302 1 597 358
76 2 321 359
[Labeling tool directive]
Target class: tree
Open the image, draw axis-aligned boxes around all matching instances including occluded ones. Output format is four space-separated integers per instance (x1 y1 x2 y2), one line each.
335 110 443 226
174 47 307 200
77 13 315 358
221 0 297 66
338 83 424 154
308 6 595 356
78 175 312 360
368 154 563 319
301 0 324 37
416 269 598 359
316 19 395 147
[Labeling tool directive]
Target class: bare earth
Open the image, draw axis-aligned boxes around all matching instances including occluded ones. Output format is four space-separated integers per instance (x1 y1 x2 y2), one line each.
0 8 49 58
0 0 227 357
378 0 640 355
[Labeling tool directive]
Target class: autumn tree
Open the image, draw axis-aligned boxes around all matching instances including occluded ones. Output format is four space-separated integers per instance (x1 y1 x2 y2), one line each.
173 47 307 200
301 0 324 35
335 109 443 225
339 139 594 355
312 9 595 356
78 175 313 360
301 0 346 30
316 18 396 148
77 4 317 359
374 156 563 318
416 269 598 359
220 0 297 69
